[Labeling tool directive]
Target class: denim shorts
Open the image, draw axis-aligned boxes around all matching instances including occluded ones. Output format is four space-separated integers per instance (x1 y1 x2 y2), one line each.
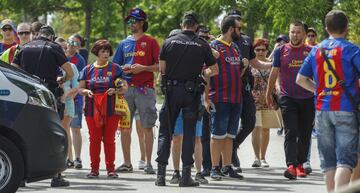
70 102 83 128
315 111 359 172
210 102 242 139
174 110 202 137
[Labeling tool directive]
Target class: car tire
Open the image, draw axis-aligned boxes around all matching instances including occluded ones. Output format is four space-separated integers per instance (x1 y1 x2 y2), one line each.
0 136 24 193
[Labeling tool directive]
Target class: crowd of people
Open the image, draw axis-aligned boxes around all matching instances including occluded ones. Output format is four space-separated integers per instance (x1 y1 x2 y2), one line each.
1 6 360 193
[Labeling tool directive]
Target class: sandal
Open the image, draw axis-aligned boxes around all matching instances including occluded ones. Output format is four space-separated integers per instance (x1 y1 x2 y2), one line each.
66 159 74 168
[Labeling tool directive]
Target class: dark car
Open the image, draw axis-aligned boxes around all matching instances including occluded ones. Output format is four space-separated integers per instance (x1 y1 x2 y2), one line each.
0 61 67 193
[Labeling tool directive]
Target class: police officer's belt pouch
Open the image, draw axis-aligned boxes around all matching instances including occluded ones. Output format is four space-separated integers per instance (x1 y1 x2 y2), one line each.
184 81 196 93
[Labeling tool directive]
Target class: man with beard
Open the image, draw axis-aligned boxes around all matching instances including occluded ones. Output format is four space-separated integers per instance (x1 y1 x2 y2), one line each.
113 8 159 174
212 10 271 174
266 21 315 180
208 15 247 181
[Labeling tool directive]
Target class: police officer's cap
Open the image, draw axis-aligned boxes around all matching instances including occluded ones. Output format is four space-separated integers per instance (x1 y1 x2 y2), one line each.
183 11 199 24
226 9 242 19
39 25 55 36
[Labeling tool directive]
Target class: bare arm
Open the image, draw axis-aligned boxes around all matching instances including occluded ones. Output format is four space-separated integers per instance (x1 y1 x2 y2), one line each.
159 60 166 75
265 67 280 107
240 58 249 77
129 63 159 74
203 76 211 113
78 80 93 98
61 62 74 81
11 63 20 68
296 74 316 93
203 63 219 78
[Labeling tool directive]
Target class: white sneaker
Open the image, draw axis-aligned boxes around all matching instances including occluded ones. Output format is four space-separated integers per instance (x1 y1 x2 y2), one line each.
138 160 146 170
261 160 269 168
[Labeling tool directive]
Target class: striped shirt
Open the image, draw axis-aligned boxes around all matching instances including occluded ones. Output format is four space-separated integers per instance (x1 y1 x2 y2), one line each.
299 38 360 112
273 43 313 99
79 62 123 117
210 39 242 104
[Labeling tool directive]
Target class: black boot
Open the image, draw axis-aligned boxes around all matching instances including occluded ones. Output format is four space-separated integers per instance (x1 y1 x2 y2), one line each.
155 164 166 186
179 165 199 187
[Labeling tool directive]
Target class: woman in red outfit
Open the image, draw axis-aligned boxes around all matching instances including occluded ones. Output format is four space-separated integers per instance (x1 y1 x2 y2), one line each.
78 39 128 178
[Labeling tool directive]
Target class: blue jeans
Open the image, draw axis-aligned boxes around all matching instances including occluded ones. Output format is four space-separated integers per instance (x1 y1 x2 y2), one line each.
211 103 242 139
316 111 359 172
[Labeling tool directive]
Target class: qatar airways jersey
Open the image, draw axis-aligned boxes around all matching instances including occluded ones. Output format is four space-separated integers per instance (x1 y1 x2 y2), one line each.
79 62 123 117
299 38 360 112
112 34 160 88
273 43 314 99
210 39 242 104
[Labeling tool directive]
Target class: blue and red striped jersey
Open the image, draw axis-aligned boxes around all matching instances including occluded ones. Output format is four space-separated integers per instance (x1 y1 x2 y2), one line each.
68 52 86 73
299 38 360 112
273 43 314 99
79 62 124 117
68 52 86 104
113 34 160 88
210 39 242 104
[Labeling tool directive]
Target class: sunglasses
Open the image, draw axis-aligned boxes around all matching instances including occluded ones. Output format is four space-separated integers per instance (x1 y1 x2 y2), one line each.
199 35 210 41
67 40 80 46
127 18 140 25
18 31 31 36
2 27 12 32
255 48 267 52
307 34 316 38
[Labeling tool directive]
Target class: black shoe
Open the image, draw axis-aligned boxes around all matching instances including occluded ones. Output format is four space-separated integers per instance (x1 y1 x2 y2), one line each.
222 165 243 179
51 176 70 187
19 180 26 187
210 167 222 181
195 172 208 184
155 164 166 186
201 168 211 177
233 166 242 173
170 170 181 184
179 165 199 187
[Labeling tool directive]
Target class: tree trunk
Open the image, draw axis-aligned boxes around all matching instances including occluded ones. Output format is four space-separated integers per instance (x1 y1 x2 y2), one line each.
84 0 92 51
121 0 128 38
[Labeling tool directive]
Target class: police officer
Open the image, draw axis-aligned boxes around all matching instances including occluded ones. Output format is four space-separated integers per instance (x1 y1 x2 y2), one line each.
155 11 218 187
12 25 73 187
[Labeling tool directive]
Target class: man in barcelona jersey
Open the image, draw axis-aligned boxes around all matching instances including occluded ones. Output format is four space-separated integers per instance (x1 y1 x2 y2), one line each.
266 21 315 180
113 7 160 174
297 10 360 192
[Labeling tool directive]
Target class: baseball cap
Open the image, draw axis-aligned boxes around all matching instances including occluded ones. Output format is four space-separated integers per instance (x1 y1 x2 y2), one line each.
307 27 317 35
125 8 147 22
183 11 199 24
226 9 242 19
39 25 55 36
276 34 289 43
1 19 14 29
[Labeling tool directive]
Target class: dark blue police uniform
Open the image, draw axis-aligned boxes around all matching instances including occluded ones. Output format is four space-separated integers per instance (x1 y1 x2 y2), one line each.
156 30 216 186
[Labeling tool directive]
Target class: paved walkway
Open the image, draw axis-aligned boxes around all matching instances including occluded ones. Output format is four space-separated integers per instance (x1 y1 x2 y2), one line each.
18 109 326 193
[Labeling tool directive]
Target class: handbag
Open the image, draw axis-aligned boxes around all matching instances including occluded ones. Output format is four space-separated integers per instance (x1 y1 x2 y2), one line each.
261 109 282 128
